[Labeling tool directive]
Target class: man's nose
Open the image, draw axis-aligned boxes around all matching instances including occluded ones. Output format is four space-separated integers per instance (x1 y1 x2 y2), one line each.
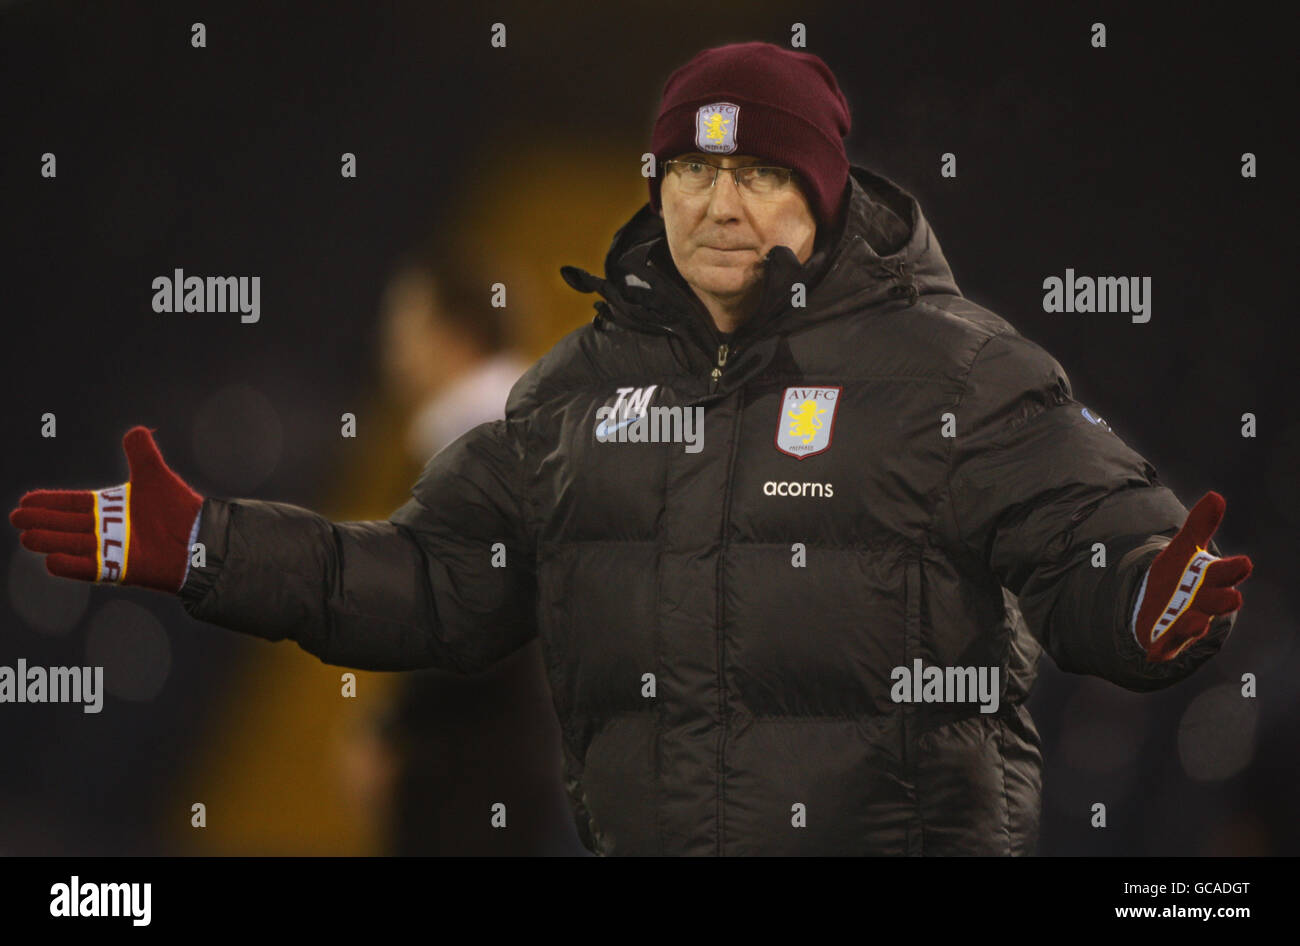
706 167 745 219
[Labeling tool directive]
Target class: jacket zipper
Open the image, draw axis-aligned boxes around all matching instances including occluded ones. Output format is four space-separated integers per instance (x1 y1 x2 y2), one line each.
709 343 730 392
713 389 743 856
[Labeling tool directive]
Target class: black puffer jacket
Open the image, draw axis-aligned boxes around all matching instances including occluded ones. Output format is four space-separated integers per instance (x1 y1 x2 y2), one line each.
179 166 1235 855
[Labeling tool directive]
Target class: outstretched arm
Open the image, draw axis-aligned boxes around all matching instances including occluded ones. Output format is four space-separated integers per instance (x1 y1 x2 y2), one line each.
11 422 537 673
941 331 1252 691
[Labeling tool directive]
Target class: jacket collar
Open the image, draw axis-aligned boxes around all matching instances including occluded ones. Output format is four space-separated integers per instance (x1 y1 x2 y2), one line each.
560 165 961 360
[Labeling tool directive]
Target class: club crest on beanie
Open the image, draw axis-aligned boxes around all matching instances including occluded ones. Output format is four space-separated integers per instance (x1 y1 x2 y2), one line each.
649 42 852 228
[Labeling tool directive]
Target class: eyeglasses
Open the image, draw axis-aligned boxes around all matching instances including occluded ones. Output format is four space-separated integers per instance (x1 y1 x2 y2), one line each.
663 159 797 199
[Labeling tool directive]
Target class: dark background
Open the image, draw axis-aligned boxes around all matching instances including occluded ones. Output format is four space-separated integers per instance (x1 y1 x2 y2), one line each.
1 0 1295 855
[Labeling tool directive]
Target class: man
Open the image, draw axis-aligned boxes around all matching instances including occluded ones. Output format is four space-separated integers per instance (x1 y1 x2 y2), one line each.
10 42 1253 855
379 240 534 465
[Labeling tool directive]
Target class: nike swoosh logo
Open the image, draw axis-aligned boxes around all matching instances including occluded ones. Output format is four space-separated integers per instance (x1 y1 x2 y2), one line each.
1081 407 1109 428
596 415 641 437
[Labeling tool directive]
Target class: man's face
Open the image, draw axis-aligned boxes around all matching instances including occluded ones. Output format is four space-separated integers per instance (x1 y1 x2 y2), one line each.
660 152 817 306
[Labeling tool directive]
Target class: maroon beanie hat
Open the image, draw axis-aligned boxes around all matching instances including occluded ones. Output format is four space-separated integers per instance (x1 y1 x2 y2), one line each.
649 42 852 228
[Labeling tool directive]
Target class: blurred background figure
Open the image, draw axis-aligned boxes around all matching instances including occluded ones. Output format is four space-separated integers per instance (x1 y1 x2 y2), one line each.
175 234 589 855
337 238 585 855
380 239 533 470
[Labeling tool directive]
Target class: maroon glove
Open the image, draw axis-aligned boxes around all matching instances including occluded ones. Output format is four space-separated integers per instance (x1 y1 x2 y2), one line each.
9 426 204 593
1132 491 1253 662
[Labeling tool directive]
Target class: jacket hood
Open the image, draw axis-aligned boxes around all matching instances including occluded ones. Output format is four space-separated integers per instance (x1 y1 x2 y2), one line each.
560 165 962 358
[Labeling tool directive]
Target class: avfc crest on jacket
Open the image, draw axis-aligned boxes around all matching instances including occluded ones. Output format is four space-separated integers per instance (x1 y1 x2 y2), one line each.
775 386 841 459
